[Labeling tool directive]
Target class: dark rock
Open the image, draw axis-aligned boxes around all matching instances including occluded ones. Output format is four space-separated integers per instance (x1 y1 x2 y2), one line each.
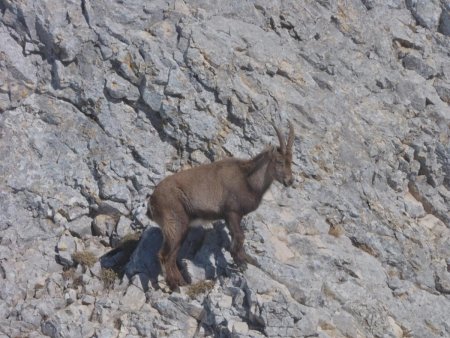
405 0 441 30
438 6 450 36
402 54 436 79
433 80 450 104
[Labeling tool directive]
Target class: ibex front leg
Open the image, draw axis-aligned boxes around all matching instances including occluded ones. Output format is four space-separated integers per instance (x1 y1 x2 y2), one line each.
225 212 248 267
226 212 260 269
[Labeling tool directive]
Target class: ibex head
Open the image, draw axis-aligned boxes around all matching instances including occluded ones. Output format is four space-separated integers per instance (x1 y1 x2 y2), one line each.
272 122 295 187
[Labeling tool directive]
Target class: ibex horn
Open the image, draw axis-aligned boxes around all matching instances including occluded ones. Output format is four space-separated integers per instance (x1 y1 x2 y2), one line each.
286 121 295 153
273 122 286 154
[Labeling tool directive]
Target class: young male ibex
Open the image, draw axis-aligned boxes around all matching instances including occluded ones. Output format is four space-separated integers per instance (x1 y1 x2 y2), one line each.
148 122 295 289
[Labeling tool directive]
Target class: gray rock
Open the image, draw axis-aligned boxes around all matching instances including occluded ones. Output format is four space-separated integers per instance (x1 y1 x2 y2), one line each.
141 86 163 112
115 216 133 238
82 294 96 305
120 283 146 311
433 79 450 104
99 176 131 203
406 0 442 29
92 214 118 237
435 270 450 294
123 226 162 285
164 67 193 98
64 289 77 305
105 73 140 102
68 215 93 238
439 6 450 36
94 328 120 338
402 54 436 79
56 232 80 267
41 320 62 338
2 0 450 337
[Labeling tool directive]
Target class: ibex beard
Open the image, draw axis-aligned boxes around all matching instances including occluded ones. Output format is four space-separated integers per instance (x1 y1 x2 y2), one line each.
148 122 295 290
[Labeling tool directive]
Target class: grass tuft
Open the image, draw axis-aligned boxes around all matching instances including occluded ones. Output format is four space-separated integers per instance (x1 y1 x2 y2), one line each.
186 280 215 298
72 250 97 268
101 268 118 289
328 224 344 237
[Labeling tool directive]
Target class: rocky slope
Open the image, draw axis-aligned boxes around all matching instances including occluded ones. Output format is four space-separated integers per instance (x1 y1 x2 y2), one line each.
1 0 450 337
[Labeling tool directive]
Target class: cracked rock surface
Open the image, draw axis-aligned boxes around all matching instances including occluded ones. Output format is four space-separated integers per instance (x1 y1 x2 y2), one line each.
1 0 450 337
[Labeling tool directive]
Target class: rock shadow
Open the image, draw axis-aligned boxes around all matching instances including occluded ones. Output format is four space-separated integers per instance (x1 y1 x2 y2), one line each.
100 222 233 290
100 226 162 289
179 222 232 284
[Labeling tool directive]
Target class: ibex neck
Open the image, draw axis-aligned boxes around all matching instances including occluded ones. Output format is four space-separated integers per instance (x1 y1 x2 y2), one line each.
246 150 275 195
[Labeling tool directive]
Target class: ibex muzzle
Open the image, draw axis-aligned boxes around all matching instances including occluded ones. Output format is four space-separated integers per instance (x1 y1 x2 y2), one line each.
148 122 295 290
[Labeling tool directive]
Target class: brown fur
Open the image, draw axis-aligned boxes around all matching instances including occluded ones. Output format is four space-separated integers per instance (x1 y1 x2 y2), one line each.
148 123 295 290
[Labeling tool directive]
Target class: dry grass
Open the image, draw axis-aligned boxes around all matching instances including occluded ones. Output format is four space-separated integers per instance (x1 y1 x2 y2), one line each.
328 224 344 237
62 267 84 289
62 267 76 281
72 250 97 268
186 280 215 298
101 268 118 290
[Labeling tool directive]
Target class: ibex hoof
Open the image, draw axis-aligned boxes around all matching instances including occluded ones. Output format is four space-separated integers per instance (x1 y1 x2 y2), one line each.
244 253 260 268
238 262 248 272
232 250 260 270
229 261 248 272
166 275 188 290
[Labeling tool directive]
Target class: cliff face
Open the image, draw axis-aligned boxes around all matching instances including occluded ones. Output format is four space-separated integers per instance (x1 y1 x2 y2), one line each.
1 0 450 337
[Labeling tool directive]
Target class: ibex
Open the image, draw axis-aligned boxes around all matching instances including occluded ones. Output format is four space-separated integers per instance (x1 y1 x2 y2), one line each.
148 122 295 289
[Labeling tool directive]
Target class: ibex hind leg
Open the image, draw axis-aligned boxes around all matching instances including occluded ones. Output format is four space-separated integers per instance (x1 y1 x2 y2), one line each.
159 213 189 290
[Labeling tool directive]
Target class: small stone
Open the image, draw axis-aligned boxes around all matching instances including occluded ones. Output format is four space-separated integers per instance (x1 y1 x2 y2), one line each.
164 67 191 98
41 320 61 338
82 294 96 305
106 73 140 101
120 284 146 311
402 54 436 79
433 80 450 104
142 86 163 111
182 259 207 284
406 0 441 29
68 215 93 238
216 294 233 309
92 214 117 237
231 320 249 335
99 176 130 203
116 216 133 238
435 271 450 294
190 150 210 164
24 42 39 55
56 233 77 267
65 289 77 305
94 328 119 338
403 193 426 218
439 7 450 36
387 316 404 338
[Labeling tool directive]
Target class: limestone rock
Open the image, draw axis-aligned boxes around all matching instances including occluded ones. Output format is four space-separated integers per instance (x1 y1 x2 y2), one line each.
1 0 450 337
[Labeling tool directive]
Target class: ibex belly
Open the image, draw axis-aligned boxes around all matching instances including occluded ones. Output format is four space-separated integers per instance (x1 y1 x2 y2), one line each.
189 218 214 228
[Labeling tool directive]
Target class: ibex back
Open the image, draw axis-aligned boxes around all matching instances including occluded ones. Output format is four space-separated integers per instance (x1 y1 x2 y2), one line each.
148 122 295 290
